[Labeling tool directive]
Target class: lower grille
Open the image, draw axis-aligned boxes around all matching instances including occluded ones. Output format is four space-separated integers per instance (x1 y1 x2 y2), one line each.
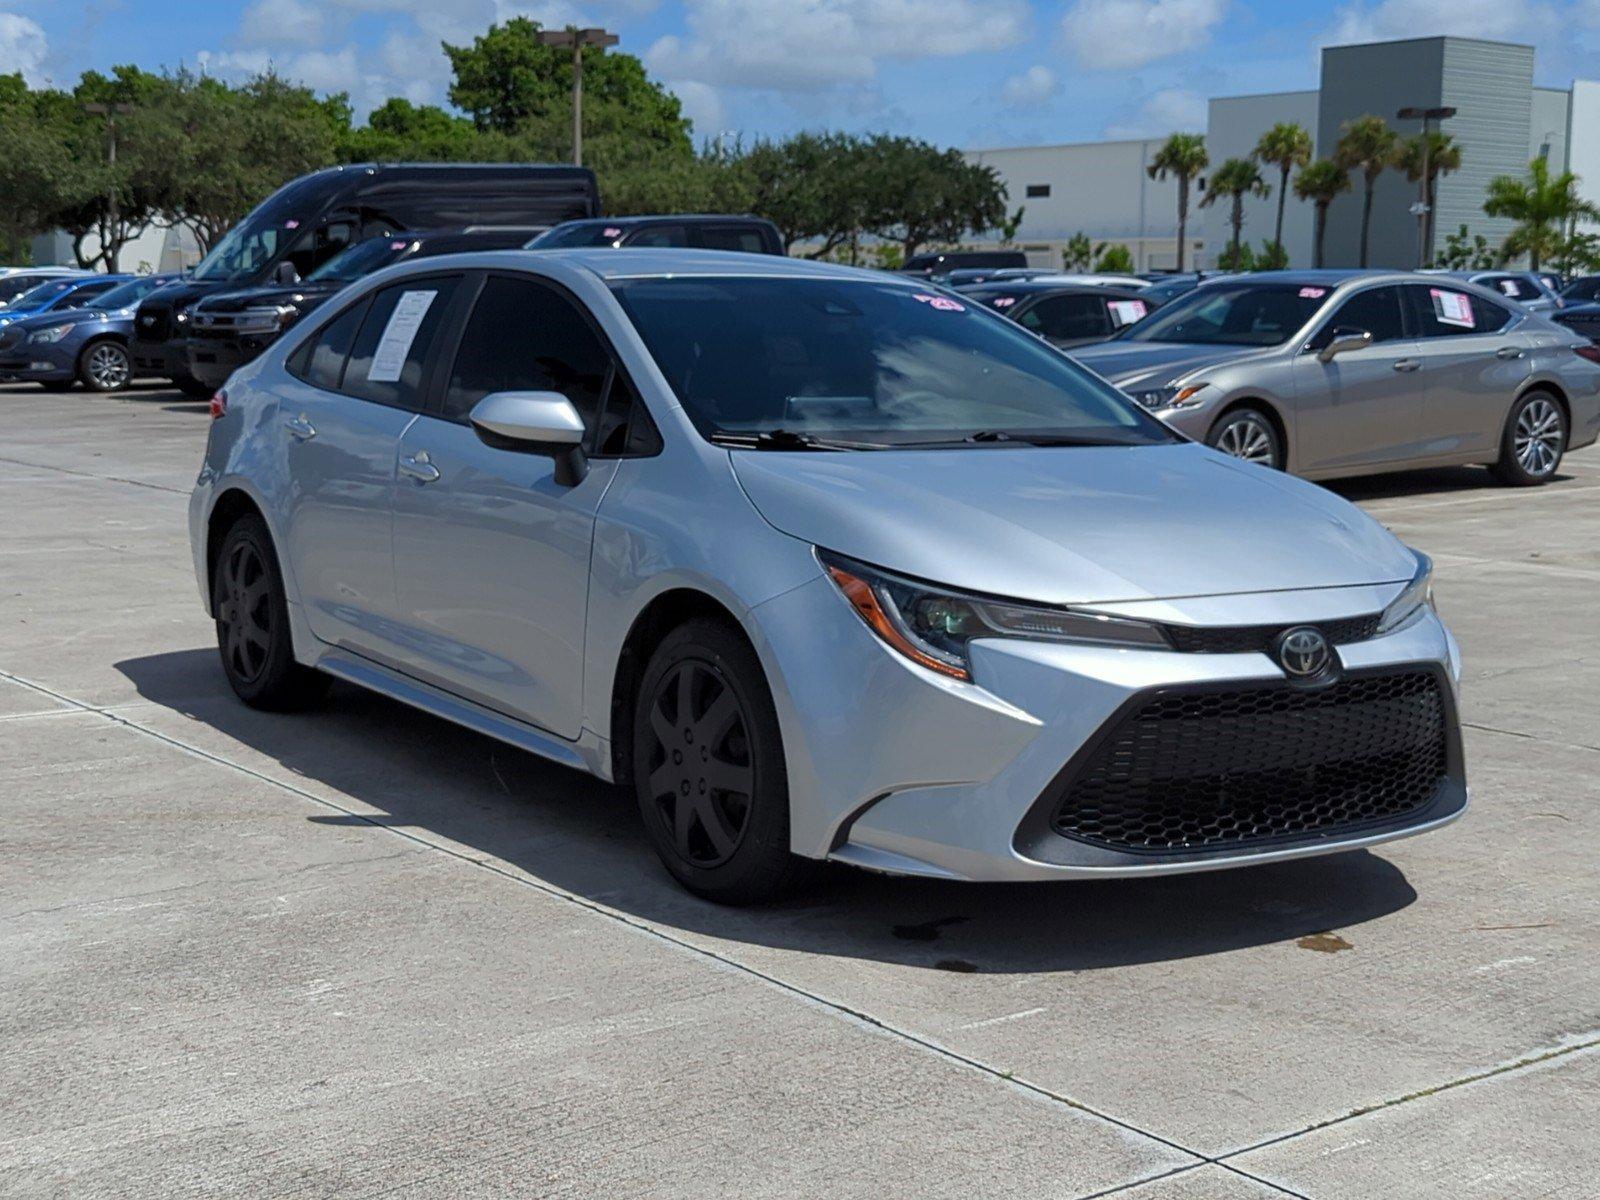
1163 613 1380 655
0 329 21 353
1050 670 1448 854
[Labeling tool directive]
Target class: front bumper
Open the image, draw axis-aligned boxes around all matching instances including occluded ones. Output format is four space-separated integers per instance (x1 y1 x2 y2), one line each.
184 335 258 390
751 574 1465 881
0 341 74 381
131 338 191 382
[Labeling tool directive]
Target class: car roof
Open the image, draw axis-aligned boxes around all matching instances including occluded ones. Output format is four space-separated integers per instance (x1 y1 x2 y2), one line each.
961 281 1146 298
462 248 883 282
551 214 772 228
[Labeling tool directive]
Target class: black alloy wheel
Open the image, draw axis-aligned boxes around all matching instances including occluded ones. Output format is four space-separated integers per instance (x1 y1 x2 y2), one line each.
218 537 273 686
212 514 328 710
643 658 755 868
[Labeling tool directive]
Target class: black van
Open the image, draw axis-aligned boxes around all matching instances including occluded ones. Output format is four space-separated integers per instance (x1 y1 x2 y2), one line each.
135 163 598 395
901 249 1028 277
527 214 784 255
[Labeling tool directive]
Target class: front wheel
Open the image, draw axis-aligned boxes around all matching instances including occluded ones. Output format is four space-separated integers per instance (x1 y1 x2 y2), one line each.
1490 391 1566 486
631 619 809 904
1207 407 1284 469
78 339 132 392
212 514 329 710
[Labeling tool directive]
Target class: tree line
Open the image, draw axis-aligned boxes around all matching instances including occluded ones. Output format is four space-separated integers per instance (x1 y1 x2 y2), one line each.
1148 117 1600 274
0 18 1010 272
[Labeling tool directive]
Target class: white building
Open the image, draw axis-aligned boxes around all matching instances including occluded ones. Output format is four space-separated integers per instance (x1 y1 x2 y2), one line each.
28 223 202 274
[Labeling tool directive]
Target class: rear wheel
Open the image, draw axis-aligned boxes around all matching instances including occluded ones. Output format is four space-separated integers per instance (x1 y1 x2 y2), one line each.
212 514 329 710
1490 390 1566 486
1207 406 1283 469
631 619 809 904
77 339 132 392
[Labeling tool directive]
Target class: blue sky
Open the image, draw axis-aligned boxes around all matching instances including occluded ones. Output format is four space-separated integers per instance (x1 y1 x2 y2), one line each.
6 1 1600 149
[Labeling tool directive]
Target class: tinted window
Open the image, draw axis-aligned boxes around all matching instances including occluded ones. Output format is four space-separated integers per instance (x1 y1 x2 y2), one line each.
4 279 76 309
696 225 770 253
1020 294 1109 341
343 277 461 409
1563 276 1600 302
1313 286 1406 347
1407 285 1510 337
90 276 171 310
609 277 1173 446
443 275 611 425
527 222 624 249
623 225 689 248
293 297 370 392
592 371 662 457
1481 275 1536 301
1124 283 1325 346
59 280 121 309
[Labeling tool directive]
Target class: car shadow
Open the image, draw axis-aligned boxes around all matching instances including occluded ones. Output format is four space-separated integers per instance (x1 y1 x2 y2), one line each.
1325 464 1576 501
115 648 1419 975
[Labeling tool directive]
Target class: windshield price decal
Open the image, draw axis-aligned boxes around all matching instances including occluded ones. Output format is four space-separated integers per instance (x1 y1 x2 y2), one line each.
1298 286 1326 299
912 293 965 312
992 296 1016 307
1108 299 1148 326
1430 288 1475 328
368 290 437 382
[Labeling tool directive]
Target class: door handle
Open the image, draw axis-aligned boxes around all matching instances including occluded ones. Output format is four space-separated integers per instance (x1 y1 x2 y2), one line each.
398 449 441 483
1392 359 1421 373
1495 346 1525 360
283 412 317 441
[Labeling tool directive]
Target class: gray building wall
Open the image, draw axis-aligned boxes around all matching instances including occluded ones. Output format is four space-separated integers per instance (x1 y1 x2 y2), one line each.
1204 90 1320 268
1434 39 1536 260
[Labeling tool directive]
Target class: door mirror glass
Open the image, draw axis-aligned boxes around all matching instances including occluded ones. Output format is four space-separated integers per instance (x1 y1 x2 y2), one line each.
1318 326 1373 363
468 391 589 484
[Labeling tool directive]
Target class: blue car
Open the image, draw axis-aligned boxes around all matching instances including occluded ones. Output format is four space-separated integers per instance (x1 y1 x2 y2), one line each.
0 274 177 392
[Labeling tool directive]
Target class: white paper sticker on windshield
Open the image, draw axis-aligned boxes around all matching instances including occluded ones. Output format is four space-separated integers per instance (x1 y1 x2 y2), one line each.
1108 299 1148 327
367 290 437 382
1430 288 1475 328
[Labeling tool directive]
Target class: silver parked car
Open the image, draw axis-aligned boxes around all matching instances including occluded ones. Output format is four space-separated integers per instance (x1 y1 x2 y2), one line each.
190 251 1465 902
1073 270 1600 485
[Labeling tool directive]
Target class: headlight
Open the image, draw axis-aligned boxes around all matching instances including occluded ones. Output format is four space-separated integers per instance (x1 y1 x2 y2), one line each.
229 306 294 335
1376 551 1435 634
818 551 1169 681
28 326 73 344
1130 384 1208 410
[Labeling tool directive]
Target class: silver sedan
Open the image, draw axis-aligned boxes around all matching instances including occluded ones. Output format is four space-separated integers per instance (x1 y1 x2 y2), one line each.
1072 270 1600 485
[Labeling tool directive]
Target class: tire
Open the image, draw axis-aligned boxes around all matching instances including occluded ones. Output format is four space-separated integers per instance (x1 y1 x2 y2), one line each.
212 514 329 710
631 618 810 904
77 339 132 392
1206 406 1284 469
1490 390 1566 486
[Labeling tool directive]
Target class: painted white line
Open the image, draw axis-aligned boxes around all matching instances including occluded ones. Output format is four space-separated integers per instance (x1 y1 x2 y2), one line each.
961 1007 1047 1030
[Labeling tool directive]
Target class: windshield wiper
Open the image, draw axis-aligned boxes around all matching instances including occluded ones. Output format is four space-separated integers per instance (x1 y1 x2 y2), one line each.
709 429 891 451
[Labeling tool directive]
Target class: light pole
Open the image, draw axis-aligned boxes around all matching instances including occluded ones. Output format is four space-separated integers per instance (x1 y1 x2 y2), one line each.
535 26 619 167
84 101 135 272
1397 105 1456 268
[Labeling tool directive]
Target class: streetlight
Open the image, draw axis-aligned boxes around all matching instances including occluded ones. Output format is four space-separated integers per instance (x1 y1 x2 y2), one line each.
535 26 620 167
1397 105 1457 268
84 101 136 272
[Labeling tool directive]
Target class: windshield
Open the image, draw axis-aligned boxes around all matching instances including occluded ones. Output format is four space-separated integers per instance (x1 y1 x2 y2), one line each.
527 222 625 249
3 279 77 310
84 276 167 311
308 236 416 282
192 209 312 282
609 277 1174 447
0 275 64 303
1119 282 1327 346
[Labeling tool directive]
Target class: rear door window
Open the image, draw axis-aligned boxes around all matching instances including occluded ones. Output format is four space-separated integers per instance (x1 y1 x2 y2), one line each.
1404 285 1512 337
1019 294 1111 341
1481 275 1536 302
342 277 462 409
695 224 770 254
623 225 690 248
1313 285 1407 346
291 296 371 392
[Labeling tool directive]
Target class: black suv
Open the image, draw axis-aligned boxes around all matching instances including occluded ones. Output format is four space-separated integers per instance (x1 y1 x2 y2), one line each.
527 214 784 254
183 228 537 392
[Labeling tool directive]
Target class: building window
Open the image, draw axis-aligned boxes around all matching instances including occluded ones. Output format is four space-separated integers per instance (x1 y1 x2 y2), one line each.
1025 184 1051 198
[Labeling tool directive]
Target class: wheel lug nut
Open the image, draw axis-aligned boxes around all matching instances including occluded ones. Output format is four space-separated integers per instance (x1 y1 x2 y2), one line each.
679 781 689 796
672 749 682 764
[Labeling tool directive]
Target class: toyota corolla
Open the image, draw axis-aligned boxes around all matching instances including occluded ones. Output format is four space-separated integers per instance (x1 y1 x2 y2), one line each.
190 251 1466 903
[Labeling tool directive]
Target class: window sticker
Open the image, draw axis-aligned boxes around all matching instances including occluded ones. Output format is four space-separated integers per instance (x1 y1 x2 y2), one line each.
1298 286 1327 299
367 290 437 382
390 240 410 250
911 292 966 312
992 296 1017 308
1497 279 1519 296
1430 288 1475 329
284 219 300 230
1108 299 1148 327
603 227 623 238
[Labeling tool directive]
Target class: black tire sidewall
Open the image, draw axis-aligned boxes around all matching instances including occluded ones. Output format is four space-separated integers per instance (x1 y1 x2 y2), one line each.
1494 391 1566 486
631 619 798 903
213 515 311 708
77 339 130 392
1208 408 1283 470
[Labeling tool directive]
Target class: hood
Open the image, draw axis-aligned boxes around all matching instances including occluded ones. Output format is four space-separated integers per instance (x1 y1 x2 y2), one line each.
196 282 340 314
731 442 1417 605
1070 340 1266 388
138 280 227 315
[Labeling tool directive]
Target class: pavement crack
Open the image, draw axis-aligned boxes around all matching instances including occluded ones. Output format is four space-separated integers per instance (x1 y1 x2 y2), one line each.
0 453 189 495
1462 720 1600 756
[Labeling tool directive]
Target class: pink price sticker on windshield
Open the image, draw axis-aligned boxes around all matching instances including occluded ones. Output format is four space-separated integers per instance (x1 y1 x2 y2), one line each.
284 219 300 230
912 293 966 312
390 240 409 250
992 296 1017 307
603 227 623 238
1298 286 1326 298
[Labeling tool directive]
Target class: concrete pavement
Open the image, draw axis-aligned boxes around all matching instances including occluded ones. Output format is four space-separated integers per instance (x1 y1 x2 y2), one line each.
1 382 1595 1197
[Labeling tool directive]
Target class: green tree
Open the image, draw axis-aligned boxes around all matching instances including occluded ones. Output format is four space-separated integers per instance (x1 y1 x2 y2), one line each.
0 75 77 262
1293 158 1351 268
1146 132 1208 272
1394 131 1462 265
860 135 1007 260
1335 114 1398 268
1255 240 1289 270
1061 231 1094 271
1252 121 1312 257
1093 243 1134 273
740 132 870 257
1200 157 1268 269
342 98 503 162
1437 224 1497 270
1483 156 1600 270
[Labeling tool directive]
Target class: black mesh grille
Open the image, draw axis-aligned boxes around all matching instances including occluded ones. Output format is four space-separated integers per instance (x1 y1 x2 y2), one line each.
136 305 171 342
1162 614 1381 655
0 328 22 353
1050 670 1448 854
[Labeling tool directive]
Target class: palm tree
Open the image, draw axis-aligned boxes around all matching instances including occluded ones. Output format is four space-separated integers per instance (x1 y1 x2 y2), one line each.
1147 132 1208 272
1294 158 1352 268
1252 122 1313 258
1200 157 1269 269
1335 115 1399 267
1395 132 1462 265
1483 156 1600 270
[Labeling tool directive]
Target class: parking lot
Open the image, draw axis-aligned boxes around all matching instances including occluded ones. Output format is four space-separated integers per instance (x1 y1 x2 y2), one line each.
2 380 1596 1198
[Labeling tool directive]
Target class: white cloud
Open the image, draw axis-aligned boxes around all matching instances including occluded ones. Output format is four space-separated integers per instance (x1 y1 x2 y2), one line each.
1060 0 1226 70
239 0 327 47
0 12 48 83
1001 65 1060 109
673 79 729 139
1103 87 1207 138
1328 0 1559 45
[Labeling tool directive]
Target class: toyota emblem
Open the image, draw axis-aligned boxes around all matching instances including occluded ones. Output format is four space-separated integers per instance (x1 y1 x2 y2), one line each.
1276 626 1333 680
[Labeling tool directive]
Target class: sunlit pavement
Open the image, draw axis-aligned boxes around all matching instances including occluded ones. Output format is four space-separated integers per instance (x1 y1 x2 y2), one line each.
2 380 1595 1198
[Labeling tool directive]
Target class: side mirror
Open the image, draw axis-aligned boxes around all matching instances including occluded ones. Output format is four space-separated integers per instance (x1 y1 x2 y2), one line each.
1317 326 1373 363
468 391 588 486
274 261 300 286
